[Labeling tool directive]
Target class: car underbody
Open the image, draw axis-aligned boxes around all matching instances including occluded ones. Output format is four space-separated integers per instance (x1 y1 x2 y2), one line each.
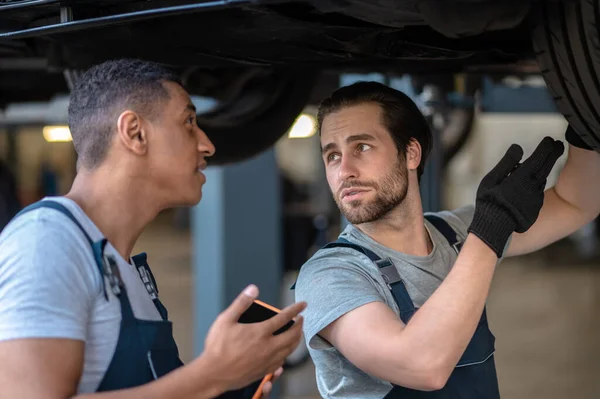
1 0 600 164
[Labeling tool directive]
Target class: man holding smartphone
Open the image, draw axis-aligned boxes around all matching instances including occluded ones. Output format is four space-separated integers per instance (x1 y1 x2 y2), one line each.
0 58 306 399
294 82 600 398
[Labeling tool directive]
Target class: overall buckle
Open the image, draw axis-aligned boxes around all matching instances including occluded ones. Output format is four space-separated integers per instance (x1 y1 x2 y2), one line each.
103 255 123 296
375 258 403 288
137 266 158 300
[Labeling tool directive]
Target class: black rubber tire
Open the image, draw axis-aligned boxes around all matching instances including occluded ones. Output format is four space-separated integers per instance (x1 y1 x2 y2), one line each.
198 71 317 165
531 0 600 150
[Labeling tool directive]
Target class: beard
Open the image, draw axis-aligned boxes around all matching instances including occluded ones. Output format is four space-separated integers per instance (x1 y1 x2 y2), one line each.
335 157 409 225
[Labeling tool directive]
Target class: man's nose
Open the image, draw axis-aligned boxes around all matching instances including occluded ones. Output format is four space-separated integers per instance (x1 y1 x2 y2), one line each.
197 126 216 157
338 155 358 181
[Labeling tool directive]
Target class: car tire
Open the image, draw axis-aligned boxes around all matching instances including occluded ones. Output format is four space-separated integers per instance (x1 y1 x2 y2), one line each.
532 0 600 150
197 70 317 165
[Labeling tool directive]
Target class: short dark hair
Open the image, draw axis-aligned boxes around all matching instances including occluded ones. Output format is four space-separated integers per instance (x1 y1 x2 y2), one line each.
317 81 433 179
68 58 182 169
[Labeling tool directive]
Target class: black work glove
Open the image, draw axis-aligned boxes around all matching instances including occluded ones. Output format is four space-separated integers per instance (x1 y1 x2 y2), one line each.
565 125 594 151
468 137 565 257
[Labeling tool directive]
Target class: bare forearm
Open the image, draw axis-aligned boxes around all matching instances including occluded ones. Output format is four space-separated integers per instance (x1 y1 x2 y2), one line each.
507 188 594 256
557 145 600 215
508 145 600 257
74 356 226 399
395 234 497 383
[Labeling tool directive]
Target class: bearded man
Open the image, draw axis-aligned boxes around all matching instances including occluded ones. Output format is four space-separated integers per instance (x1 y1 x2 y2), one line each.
294 81 600 399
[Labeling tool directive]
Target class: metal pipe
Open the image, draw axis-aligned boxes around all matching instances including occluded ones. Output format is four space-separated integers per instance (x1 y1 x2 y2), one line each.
0 0 61 13
0 0 278 40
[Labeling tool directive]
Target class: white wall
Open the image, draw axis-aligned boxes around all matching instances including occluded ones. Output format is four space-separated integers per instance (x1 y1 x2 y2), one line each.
444 112 569 211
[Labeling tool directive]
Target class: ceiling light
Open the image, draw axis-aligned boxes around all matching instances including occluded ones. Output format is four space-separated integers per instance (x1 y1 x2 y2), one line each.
43 125 72 142
288 114 316 139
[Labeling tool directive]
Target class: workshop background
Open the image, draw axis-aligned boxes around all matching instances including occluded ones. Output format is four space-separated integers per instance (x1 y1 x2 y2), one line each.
0 72 598 399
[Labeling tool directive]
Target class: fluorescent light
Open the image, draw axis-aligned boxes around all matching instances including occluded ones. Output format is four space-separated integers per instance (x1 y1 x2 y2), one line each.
288 114 316 139
43 125 72 142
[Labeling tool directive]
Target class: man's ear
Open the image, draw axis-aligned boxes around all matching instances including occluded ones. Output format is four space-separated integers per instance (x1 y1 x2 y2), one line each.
116 110 148 156
405 138 422 172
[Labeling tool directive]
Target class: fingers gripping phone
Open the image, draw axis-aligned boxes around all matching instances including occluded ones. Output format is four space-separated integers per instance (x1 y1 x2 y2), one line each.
238 300 295 399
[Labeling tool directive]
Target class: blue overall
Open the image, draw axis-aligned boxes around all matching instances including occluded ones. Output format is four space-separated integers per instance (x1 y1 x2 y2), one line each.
321 215 500 399
16 200 261 398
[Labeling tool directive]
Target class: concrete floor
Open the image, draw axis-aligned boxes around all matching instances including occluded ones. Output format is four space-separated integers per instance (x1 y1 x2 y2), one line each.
134 211 600 399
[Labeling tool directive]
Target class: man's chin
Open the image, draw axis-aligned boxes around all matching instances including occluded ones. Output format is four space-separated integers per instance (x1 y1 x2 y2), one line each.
189 190 203 205
188 180 205 204
175 190 203 208
341 203 386 225
341 210 368 225
343 215 368 225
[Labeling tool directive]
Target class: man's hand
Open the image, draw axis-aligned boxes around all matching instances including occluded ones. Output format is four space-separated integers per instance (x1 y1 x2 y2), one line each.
0 285 305 399
199 284 306 393
468 136 564 257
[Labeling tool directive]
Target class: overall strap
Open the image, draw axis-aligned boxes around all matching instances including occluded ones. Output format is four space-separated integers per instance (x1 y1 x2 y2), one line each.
131 252 169 320
324 238 415 323
131 252 159 297
424 214 464 254
15 200 120 302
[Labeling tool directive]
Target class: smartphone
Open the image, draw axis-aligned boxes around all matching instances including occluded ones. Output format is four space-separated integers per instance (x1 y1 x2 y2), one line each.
238 299 295 335
238 300 295 399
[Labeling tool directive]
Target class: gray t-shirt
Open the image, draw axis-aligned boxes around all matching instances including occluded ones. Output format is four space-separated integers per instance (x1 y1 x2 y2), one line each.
295 205 499 399
0 197 162 393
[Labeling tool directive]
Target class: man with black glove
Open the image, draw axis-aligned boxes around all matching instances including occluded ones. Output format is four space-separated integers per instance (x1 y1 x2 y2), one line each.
293 82 600 399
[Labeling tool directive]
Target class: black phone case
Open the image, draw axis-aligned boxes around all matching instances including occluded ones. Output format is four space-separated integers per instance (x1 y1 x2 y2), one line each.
238 302 294 335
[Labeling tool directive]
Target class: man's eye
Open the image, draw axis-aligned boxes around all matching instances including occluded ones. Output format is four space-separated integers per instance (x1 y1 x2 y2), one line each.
327 153 340 162
358 144 371 151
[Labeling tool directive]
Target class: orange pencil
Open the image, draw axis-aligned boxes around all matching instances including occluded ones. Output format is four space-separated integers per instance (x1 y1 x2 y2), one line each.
251 299 282 399
252 373 274 399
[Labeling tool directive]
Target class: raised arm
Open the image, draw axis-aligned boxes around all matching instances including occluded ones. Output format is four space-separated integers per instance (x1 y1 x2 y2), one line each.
507 127 600 257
